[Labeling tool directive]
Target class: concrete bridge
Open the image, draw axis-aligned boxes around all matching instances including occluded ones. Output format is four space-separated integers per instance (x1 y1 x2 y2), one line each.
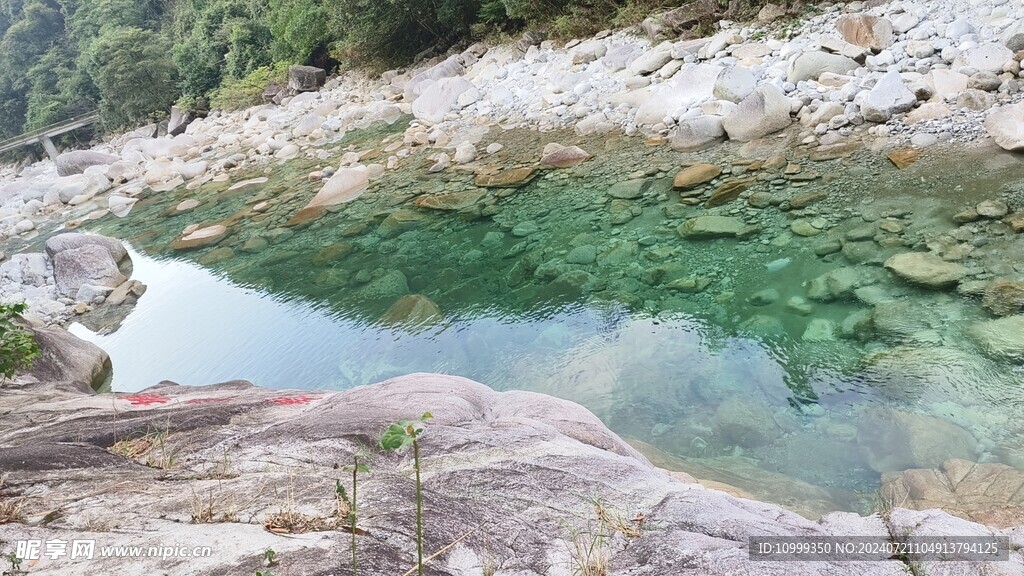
0 111 100 160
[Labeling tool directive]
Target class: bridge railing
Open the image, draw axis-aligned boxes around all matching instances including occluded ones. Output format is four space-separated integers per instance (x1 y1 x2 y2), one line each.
0 111 101 154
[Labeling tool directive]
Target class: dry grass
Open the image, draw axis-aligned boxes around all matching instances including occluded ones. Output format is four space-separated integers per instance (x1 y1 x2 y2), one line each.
108 430 179 470
567 523 609 576
0 477 26 525
189 484 240 524
263 509 339 534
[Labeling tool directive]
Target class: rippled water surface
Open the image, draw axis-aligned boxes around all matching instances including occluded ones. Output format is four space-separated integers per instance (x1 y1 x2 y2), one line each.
63 120 1024 516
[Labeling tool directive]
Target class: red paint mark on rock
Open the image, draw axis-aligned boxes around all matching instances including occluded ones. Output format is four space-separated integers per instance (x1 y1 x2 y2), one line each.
120 393 171 406
268 395 323 406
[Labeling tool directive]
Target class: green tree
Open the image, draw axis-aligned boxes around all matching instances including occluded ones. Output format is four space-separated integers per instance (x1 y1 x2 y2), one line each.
266 0 329 64
86 26 178 129
0 302 40 381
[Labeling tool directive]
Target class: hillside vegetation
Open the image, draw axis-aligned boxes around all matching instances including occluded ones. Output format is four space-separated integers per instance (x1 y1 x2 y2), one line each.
0 0 765 139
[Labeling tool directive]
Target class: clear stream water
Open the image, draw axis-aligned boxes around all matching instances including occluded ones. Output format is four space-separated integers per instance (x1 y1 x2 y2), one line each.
43 119 1024 516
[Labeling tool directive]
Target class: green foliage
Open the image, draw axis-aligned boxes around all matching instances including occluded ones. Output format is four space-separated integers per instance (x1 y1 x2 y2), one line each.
266 0 328 64
0 302 40 381
381 412 432 576
209 62 287 111
339 451 369 576
85 26 178 130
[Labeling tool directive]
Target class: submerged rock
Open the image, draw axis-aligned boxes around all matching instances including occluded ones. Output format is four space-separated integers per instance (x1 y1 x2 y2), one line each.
475 167 536 188
884 252 967 288
673 163 722 189
539 144 591 168
171 224 229 250
857 407 978 472
981 279 1024 317
380 294 442 326
968 315 1024 361
677 215 745 239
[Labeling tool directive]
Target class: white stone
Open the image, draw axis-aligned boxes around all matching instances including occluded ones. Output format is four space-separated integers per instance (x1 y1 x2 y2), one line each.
859 71 917 122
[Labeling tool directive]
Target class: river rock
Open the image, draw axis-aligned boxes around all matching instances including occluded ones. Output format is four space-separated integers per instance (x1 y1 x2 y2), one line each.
45 233 127 263
722 84 792 142
380 294 442 326
171 224 229 250
860 71 916 123
475 167 536 188
412 77 475 124
670 115 726 151
706 178 752 208
884 252 967 287
287 65 326 92
857 407 979 472
677 216 745 239
304 168 370 212
953 44 1014 74
880 459 1024 528
787 51 860 83
713 67 756 103
607 179 646 199
361 269 410 299
413 190 485 211
55 150 119 177
540 145 591 168
836 14 894 52
673 163 721 189
377 210 425 238
981 279 1024 317
1004 22 1024 52
52 245 127 299
807 266 882 301
968 315 1024 361
984 102 1024 152
887 148 921 169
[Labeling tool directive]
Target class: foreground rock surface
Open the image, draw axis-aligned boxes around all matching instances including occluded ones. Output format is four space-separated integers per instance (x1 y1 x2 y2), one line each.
4 372 1017 575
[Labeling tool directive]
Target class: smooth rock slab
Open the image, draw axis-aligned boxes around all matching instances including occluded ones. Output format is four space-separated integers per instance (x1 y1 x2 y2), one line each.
673 163 722 189
884 252 967 288
678 215 745 239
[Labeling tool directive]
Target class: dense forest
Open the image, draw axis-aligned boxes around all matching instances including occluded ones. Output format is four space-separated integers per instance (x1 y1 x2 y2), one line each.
0 0 713 139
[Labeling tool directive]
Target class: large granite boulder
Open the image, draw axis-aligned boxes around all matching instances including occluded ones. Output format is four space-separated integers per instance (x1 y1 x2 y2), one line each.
857 407 979 472
55 150 120 177
52 245 127 299
985 102 1024 152
45 233 130 299
0 373 991 575
411 77 475 124
787 51 860 83
722 84 792 142
836 13 894 52
14 320 112 392
670 115 726 151
45 232 128 263
287 65 326 93
859 70 916 123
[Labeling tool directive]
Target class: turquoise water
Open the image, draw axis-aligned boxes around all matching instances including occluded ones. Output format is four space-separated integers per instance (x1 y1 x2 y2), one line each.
65 120 1024 515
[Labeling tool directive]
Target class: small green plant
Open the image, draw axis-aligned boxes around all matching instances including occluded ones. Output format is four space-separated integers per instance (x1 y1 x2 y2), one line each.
381 412 432 576
254 547 277 575
337 451 369 576
4 551 24 575
0 302 40 382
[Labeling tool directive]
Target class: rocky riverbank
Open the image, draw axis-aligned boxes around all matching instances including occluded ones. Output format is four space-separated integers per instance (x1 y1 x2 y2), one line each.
2 331 1023 575
3 0 1024 573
